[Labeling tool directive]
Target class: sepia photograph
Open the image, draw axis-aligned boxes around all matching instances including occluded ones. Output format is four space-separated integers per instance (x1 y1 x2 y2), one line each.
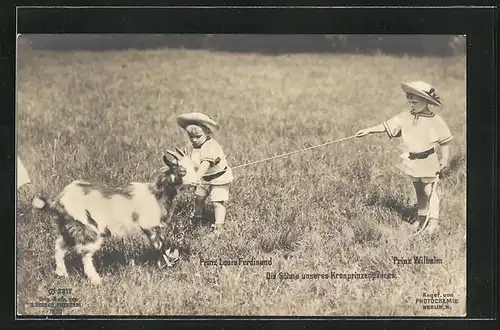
16 33 467 317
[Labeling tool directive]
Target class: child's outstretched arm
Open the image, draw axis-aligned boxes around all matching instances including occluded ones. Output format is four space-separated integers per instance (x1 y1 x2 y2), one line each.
355 123 386 137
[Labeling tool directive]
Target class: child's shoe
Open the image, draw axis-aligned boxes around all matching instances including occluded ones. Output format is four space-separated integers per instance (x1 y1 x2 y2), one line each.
166 248 180 262
210 223 223 234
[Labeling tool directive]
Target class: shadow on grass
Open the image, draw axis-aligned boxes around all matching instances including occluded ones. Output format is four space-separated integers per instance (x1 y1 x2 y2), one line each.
259 227 302 254
61 236 197 277
168 201 215 256
365 193 418 224
354 227 383 244
61 246 167 277
446 154 465 175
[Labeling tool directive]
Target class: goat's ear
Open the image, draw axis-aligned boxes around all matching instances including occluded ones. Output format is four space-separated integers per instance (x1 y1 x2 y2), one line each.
163 154 178 167
159 165 170 173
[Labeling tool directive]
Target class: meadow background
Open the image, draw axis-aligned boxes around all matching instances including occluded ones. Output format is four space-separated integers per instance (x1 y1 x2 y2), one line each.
16 35 466 316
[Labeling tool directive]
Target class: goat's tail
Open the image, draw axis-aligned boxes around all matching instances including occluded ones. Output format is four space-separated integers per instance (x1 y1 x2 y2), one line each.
32 196 50 210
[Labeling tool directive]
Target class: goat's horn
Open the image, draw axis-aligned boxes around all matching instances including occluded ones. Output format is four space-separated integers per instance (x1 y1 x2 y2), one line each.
175 147 185 156
165 150 179 161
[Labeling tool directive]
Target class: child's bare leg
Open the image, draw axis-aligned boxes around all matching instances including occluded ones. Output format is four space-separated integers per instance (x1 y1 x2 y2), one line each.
212 201 226 227
54 236 69 277
192 184 208 221
423 181 440 233
412 181 428 220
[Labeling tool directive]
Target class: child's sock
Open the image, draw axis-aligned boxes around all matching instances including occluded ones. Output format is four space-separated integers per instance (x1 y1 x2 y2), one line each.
213 202 226 226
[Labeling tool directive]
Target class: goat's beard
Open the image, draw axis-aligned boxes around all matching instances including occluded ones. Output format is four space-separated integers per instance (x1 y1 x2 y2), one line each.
161 183 177 200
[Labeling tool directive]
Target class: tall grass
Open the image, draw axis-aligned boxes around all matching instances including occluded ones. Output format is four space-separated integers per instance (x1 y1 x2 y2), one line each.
16 47 466 316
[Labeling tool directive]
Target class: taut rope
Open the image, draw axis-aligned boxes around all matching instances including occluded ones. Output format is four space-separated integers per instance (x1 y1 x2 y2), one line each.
232 134 358 169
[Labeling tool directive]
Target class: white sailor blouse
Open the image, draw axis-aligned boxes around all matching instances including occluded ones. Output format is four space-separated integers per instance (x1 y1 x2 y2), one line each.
383 111 453 179
188 138 234 185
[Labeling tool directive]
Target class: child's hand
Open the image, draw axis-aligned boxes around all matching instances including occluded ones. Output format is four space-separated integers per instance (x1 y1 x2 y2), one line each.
195 176 203 185
438 161 449 173
355 129 370 137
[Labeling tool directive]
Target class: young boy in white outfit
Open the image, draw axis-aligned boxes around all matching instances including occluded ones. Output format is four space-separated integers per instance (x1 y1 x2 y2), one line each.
355 81 453 234
177 113 233 232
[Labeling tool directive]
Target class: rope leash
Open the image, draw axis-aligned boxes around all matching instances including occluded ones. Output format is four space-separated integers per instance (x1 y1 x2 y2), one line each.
224 132 441 239
231 134 358 170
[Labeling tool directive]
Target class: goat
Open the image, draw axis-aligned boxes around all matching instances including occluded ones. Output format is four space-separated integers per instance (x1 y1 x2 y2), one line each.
32 148 198 285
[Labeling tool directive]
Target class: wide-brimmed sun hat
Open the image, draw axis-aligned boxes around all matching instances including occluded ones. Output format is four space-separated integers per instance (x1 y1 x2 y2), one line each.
177 112 219 133
401 81 441 106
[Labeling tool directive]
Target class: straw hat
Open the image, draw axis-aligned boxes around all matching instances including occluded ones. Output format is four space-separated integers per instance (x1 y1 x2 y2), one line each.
177 112 219 133
401 81 441 106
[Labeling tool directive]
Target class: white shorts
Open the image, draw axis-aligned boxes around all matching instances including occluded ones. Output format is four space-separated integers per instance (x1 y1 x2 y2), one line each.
195 184 230 202
396 152 439 182
410 176 438 184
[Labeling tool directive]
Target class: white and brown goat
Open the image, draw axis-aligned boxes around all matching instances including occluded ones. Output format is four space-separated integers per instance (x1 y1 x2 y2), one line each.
32 149 198 285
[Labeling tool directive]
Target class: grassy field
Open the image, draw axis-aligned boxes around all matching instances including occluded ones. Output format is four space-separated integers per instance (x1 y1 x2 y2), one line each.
16 42 466 317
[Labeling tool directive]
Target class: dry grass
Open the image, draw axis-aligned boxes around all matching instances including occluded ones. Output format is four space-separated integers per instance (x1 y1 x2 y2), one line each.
16 45 466 317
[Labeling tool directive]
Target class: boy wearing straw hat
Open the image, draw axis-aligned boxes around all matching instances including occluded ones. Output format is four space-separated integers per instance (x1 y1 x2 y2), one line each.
355 81 453 234
177 112 233 232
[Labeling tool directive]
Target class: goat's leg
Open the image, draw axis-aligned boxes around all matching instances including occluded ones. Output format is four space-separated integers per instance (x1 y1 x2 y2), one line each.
54 235 69 277
82 252 102 285
77 237 103 285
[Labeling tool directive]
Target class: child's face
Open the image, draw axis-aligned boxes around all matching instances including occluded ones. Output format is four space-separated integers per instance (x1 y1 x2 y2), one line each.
406 93 428 113
186 125 208 148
